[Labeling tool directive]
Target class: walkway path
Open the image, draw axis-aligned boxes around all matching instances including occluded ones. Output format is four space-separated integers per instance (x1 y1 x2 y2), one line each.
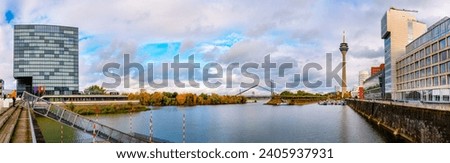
0 102 32 143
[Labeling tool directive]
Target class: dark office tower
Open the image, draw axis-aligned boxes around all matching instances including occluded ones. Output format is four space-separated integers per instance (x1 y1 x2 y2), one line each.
14 24 79 95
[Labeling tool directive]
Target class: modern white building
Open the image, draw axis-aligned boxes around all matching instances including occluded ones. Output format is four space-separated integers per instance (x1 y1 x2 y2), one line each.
350 84 360 98
396 17 450 103
381 7 427 100
359 71 369 86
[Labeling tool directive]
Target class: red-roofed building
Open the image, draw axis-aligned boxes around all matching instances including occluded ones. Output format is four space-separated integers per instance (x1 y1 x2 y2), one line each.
371 64 385 75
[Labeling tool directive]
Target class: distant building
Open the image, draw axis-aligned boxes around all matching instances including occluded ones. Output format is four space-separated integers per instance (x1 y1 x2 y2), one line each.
363 69 385 100
13 24 79 95
352 71 370 99
350 85 360 98
381 7 427 100
396 17 450 103
370 64 385 76
106 90 120 95
0 79 4 97
359 71 370 86
358 87 364 99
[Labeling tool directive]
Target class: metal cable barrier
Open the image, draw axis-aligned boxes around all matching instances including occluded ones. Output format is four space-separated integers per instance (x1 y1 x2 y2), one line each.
21 92 148 143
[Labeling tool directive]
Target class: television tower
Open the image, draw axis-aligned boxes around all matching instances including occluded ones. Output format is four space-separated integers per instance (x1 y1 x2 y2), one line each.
339 31 349 98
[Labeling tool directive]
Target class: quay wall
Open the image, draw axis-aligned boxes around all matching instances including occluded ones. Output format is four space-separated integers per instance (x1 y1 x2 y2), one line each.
346 99 450 142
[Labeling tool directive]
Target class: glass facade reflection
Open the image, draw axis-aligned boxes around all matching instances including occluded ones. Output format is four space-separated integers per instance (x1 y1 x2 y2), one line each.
363 70 385 100
14 25 79 95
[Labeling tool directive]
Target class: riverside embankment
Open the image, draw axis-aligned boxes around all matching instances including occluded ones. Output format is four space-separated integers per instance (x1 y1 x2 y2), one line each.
347 99 450 142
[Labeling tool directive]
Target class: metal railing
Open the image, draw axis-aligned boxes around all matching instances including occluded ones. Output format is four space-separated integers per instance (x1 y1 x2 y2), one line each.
346 99 450 111
21 92 148 143
22 101 37 143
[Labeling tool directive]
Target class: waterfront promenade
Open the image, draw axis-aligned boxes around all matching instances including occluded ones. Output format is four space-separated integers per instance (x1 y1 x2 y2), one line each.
0 102 34 143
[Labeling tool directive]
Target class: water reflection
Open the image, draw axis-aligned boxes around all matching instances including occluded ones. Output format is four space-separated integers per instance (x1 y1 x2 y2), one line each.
37 102 386 143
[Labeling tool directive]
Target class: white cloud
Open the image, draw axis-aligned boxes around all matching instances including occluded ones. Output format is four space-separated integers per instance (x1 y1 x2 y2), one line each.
1 0 449 94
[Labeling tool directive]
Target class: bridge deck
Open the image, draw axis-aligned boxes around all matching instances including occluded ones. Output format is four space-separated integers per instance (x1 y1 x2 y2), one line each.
22 92 150 143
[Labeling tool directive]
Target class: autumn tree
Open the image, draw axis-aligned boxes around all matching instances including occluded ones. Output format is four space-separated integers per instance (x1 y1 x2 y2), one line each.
130 91 246 106
84 85 106 95
176 93 187 105
150 92 164 106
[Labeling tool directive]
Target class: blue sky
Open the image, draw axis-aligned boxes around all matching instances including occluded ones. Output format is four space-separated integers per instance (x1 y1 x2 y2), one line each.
0 0 449 95
4 10 13 23
138 42 181 59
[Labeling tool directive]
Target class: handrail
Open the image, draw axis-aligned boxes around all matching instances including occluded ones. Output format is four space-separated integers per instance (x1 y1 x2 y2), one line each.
346 99 450 111
24 100 37 143
21 91 149 143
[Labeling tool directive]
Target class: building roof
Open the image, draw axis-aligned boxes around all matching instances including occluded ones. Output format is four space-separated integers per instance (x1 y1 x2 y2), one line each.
14 24 78 29
405 17 450 54
42 95 127 98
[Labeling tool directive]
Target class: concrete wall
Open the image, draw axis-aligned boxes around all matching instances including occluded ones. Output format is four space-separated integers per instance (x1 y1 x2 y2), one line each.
0 99 13 108
347 99 450 142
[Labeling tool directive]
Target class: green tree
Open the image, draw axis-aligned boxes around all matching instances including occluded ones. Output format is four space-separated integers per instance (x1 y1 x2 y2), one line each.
84 85 106 95
172 92 178 98
209 93 221 104
150 92 164 106
199 93 208 100
280 91 293 96
163 92 173 98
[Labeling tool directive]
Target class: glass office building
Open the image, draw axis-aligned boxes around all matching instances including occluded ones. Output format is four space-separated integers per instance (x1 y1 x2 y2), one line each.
14 24 79 95
396 17 450 103
381 8 427 100
363 70 385 100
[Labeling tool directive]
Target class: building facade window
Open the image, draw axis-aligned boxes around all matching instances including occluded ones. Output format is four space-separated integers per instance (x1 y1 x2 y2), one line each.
440 51 448 61
440 63 447 74
448 75 450 85
433 65 439 75
432 43 438 52
433 77 439 86
435 94 441 101
448 36 450 46
441 75 447 85
440 39 446 49
432 54 439 64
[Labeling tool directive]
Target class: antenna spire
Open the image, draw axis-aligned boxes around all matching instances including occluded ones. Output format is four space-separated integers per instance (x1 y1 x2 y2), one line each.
343 31 346 43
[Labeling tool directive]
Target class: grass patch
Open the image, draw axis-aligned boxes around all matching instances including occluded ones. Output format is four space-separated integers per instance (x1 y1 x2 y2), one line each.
66 103 149 115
